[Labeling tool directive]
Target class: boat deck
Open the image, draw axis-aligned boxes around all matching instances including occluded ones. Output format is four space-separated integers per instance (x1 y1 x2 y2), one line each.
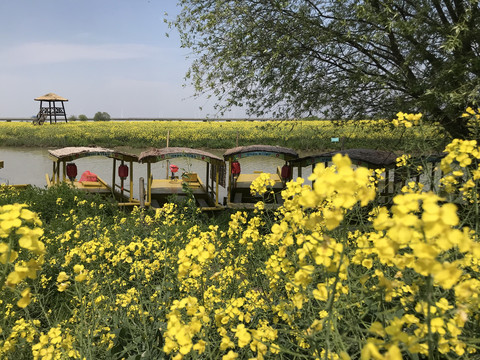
150 179 206 194
228 172 285 209
149 177 223 210
235 173 283 189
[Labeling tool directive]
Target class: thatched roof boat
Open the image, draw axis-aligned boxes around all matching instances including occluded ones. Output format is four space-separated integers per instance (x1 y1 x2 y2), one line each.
290 148 398 168
139 147 223 165
46 147 139 205
223 145 299 160
48 147 138 162
139 147 225 210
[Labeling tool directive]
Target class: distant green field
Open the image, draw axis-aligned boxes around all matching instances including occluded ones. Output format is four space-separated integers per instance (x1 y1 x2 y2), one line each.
0 120 447 151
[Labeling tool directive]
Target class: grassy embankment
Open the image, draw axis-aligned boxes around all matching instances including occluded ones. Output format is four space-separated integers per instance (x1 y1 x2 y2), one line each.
0 119 447 151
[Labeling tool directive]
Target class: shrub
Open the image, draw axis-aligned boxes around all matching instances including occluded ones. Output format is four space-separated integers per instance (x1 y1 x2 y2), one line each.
93 112 111 121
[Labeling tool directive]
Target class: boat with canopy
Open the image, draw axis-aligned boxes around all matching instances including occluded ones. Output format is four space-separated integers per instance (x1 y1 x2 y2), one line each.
46 147 139 206
223 145 299 209
138 147 226 210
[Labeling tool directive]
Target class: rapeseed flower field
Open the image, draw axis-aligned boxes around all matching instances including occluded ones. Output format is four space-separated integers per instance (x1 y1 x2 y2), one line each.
1 113 480 359
0 118 445 150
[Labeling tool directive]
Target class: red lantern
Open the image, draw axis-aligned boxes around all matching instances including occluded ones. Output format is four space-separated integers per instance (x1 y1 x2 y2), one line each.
118 164 129 180
281 164 292 180
231 161 241 175
66 163 77 181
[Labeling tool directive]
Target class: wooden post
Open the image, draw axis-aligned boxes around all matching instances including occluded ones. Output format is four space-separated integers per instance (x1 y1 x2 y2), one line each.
56 161 60 184
62 102 67 122
215 170 219 206
147 163 152 204
112 158 116 196
139 177 145 208
62 161 66 181
206 162 210 193
227 159 231 203
49 101 53 124
129 160 133 202
166 130 170 178
52 162 56 185
386 168 391 195
120 160 125 199
53 101 57 124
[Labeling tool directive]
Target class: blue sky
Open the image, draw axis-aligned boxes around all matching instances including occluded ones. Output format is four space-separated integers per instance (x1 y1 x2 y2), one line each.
0 0 246 118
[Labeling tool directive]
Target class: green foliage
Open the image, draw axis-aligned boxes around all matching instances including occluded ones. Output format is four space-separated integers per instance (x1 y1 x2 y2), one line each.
68 115 77 122
174 0 480 138
78 114 88 121
0 183 118 227
93 112 111 122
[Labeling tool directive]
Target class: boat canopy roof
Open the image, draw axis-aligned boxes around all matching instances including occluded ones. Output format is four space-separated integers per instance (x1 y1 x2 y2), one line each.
48 147 138 162
223 145 299 161
290 148 398 168
139 147 224 165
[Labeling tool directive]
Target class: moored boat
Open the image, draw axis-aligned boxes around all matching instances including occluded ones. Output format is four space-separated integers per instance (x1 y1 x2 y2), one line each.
223 145 299 209
46 147 140 206
138 147 226 210
289 148 443 196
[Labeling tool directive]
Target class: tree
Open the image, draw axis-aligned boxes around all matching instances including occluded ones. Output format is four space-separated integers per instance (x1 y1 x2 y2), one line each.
93 112 111 121
78 114 88 121
174 0 480 138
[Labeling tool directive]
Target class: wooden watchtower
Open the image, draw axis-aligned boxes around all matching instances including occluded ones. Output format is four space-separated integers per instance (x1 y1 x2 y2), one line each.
34 93 68 124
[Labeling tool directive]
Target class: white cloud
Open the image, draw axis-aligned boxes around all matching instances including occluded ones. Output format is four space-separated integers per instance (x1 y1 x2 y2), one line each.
0 42 160 66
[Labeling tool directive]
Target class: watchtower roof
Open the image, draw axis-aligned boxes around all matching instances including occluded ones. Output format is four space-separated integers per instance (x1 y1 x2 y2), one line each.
34 93 68 102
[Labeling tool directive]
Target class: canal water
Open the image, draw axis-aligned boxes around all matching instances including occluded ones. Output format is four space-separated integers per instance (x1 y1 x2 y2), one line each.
0 147 314 202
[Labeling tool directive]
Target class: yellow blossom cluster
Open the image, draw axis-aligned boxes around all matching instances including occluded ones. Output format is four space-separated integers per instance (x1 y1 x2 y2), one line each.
32 326 80 360
462 106 480 119
250 172 276 197
392 112 422 128
1 204 44 308
163 296 209 359
299 153 377 229
440 139 480 201
0 318 39 358
178 227 216 280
